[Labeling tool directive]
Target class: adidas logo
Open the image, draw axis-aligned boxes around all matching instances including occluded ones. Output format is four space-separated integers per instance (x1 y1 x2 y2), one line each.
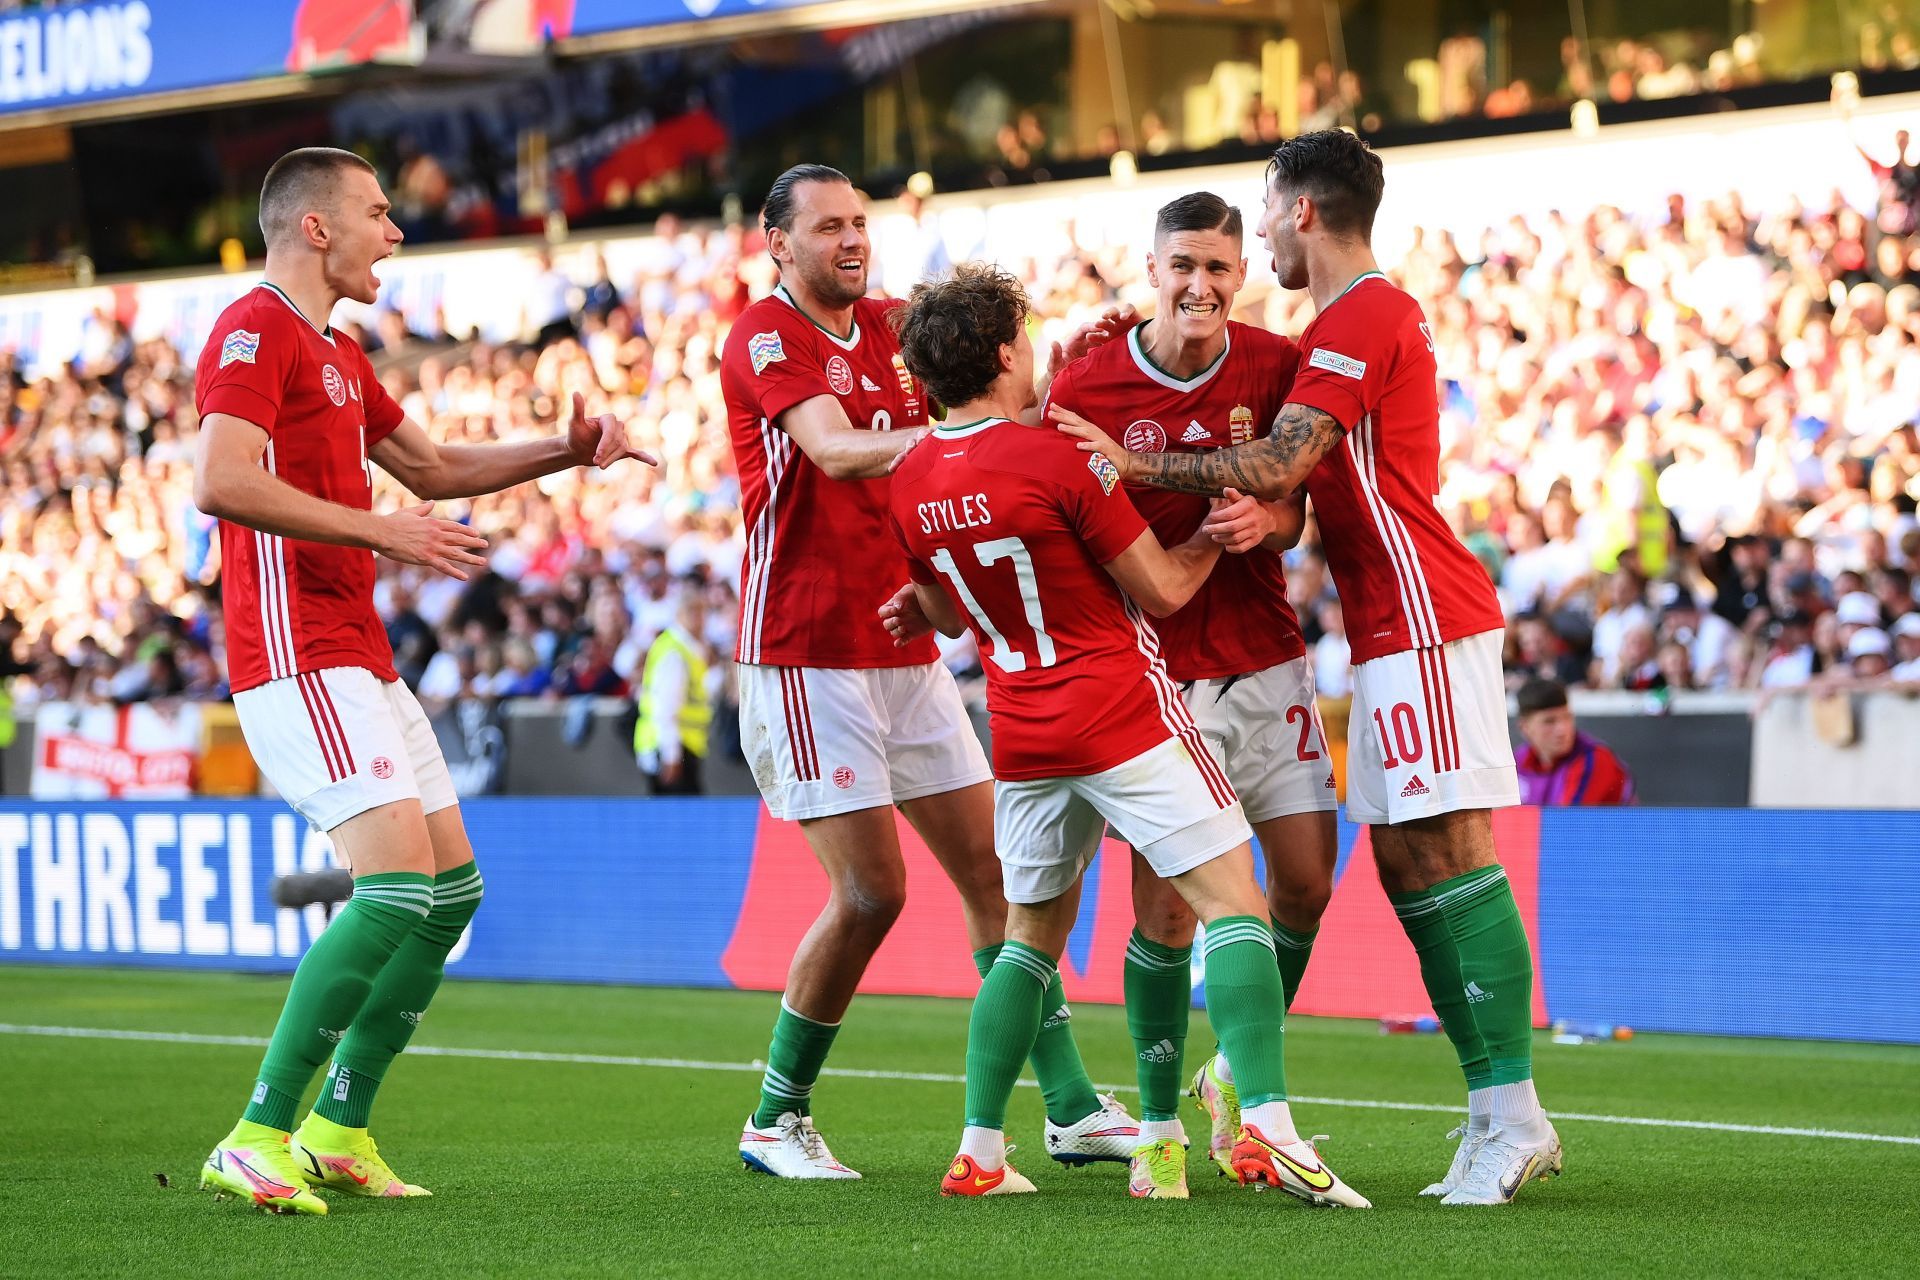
1399 774 1430 798
1041 1004 1072 1030
1465 981 1492 1003
860 374 882 392
318 1027 345 1043
1181 420 1210 443
1139 1038 1178 1064
1324 774 1336 789
400 1010 425 1026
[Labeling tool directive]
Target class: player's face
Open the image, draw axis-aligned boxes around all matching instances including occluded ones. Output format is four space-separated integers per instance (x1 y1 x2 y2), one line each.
1257 177 1309 291
322 167 403 306
1147 229 1246 344
777 180 869 309
1009 322 1037 409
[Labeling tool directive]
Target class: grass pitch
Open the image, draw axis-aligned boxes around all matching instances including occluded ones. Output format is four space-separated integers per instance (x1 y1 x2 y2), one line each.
1 966 1916 1278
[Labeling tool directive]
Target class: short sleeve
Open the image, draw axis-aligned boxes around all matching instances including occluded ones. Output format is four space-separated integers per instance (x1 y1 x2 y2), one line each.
1057 444 1148 564
887 507 937 585
1287 299 1390 432
731 312 834 425
197 314 294 433
1041 361 1078 419
357 345 405 445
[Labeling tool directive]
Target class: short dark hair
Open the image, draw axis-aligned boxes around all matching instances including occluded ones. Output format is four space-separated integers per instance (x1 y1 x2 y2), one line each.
1155 191 1242 244
1264 129 1385 239
259 147 377 247
762 163 852 237
1516 677 1570 717
890 263 1028 409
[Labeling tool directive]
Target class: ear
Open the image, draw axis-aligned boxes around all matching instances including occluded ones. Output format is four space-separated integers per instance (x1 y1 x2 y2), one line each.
302 211 329 250
767 226 790 265
1233 256 1248 289
1144 251 1159 288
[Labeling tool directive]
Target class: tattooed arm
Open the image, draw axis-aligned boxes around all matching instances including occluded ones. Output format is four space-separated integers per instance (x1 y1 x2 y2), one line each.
1050 401 1347 502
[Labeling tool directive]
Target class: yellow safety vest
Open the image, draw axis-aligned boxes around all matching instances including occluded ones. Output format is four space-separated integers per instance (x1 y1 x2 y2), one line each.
634 628 711 760
1598 453 1668 577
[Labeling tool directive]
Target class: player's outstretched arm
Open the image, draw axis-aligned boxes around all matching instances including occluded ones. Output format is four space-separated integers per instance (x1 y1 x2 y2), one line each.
371 392 657 500
780 394 929 480
195 411 487 578
1099 526 1223 618
907 582 968 638
1052 401 1345 501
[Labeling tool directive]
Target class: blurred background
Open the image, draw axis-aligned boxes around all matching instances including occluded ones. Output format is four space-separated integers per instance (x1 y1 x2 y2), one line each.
0 1 1917 1038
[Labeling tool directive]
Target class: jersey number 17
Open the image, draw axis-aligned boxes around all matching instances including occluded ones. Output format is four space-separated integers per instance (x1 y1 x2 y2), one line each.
929 537 1057 673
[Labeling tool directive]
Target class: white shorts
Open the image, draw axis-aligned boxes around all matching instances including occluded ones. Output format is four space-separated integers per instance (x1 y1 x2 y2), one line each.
995 736 1252 905
234 666 458 833
1346 629 1520 826
1182 656 1338 823
738 662 993 821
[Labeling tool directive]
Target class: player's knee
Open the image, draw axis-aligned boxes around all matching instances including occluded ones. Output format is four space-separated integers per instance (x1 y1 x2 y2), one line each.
1133 896 1197 948
1268 873 1332 930
835 874 907 935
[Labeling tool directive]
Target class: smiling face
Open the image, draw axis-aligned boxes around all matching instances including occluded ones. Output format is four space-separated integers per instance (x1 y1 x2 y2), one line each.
1257 174 1312 289
771 179 869 308
321 165 403 306
1148 227 1246 346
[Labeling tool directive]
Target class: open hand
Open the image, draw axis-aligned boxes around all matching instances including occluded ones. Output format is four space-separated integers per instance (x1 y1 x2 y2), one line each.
374 502 489 580
1047 403 1128 476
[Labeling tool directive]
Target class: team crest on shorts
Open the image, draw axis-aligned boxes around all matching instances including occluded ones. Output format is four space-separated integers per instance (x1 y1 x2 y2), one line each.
826 355 855 396
1229 404 1255 444
748 330 786 375
219 330 260 368
1123 419 1167 453
321 364 347 406
1087 452 1120 494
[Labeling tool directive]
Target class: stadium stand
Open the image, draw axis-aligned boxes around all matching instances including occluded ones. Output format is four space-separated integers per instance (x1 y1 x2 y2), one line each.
4 143 1920 726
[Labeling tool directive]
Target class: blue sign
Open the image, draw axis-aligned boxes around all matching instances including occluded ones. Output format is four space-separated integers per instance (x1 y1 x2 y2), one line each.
568 1 820 38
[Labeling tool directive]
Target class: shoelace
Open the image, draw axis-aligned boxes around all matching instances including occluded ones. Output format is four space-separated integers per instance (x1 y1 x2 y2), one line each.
782 1116 831 1161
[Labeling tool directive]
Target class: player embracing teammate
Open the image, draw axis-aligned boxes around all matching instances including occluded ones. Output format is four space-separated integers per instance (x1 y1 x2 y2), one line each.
1055 130 1562 1207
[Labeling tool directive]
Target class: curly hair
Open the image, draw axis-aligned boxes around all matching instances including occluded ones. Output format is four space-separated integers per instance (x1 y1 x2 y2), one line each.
1265 129 1385 239
889 263 1029 409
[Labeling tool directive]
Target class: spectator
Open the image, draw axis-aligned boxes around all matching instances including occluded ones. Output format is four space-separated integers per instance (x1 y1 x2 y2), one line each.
1845 627 1894 679
1513 678 1637 805
1890 613 1920 680
1313 599 1351 697
633 589 712 795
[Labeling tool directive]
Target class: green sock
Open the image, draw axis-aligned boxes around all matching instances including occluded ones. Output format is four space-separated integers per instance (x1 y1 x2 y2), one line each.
1269 917 1318 1011
973 944 1101 1126
1198 916 1288 1107
964 942 1052 1129
316 864 484 1128
1430 865 1535 1085
752 1000 841 1127
1389 883 1493 1089
241 871 432 1130
1122 930 1191 1121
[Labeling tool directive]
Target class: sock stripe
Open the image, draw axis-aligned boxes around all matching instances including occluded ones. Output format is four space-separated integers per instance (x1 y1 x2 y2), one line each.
1124 940 1190 971
349 893 431 917
1432 867 1510 911
432 886 485 906
778 997 842 1029
1202 926 1276 957
993 946 1056 985
1269 921 1317 950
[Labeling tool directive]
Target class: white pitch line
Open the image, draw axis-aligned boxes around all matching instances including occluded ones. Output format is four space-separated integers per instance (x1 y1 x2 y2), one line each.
5 1022 1917 1148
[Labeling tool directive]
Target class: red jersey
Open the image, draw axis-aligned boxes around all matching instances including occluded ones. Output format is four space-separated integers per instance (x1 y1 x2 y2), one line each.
1047 320 1307 681
1289 275 1504 663
193 284 404 693
889 417 1216 783
721 285 936 669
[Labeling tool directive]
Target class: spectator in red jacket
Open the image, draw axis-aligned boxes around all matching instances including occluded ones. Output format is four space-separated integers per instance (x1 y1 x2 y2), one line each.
1514 678 1637 806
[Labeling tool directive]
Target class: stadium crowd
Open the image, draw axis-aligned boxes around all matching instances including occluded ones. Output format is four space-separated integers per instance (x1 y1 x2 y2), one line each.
4 172 1920 725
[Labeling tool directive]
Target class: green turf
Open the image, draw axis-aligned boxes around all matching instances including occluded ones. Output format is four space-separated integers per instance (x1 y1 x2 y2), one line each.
2 966 1917 1278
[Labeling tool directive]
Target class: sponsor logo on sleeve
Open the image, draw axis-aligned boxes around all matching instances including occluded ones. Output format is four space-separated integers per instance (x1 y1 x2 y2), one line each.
748 330 786 375
219 330 260 368
1088 452 1120 494
1122 419 1167 453
321 364 348 406
1308 348 1366 380
826 355 855 396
